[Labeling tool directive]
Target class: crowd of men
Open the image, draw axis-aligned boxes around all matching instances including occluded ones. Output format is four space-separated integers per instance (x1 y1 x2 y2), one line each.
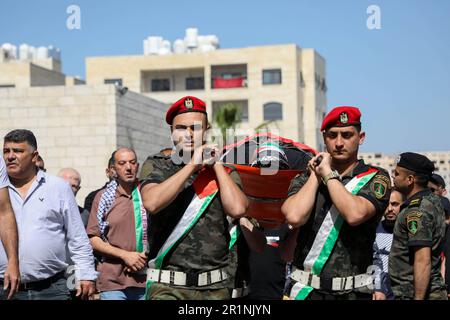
0 96 449 300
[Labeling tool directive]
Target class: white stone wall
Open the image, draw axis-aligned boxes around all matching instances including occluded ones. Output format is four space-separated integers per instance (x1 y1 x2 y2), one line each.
0 84 169 204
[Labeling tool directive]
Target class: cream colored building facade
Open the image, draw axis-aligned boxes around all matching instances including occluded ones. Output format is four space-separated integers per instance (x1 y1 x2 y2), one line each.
86 44 327 151
0 58 170 203
359 151 450 199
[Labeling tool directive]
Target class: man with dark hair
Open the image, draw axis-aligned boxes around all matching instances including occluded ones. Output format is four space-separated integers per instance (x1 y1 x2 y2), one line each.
282 106 391 300
0 129 97 300
389 152 447 300
0 157 20 300
87 147 148 300
140 96 249 300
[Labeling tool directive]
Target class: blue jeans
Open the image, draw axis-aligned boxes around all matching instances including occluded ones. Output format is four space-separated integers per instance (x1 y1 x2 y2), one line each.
0 277 71 300
100 287 146 300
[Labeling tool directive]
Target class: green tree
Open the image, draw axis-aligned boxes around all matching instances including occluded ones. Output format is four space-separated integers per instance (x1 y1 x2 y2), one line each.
213 102 242 146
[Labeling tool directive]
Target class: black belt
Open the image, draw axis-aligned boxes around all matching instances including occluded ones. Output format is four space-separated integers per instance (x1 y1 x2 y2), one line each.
1 271 66 291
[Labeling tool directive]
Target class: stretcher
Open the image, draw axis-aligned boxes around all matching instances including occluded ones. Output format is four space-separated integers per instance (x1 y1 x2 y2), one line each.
221 133 317 228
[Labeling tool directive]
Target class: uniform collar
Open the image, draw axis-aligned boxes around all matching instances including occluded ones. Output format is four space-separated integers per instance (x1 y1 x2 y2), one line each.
400 188 431 210
341 159 369 179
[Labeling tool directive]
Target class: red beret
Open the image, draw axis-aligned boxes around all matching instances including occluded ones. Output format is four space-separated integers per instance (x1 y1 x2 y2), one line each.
320 106 361 131
166 96 207 125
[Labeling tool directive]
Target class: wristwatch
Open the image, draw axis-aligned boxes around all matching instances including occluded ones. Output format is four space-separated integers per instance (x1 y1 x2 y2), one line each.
322 170 341 185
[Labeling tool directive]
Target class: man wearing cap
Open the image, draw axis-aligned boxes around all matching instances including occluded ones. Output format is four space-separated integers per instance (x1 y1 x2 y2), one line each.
389 152 447 300
140 96 249 300
282 106 391 300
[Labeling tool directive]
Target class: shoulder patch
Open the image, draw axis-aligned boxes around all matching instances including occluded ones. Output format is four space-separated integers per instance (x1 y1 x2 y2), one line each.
371 174 390 199
406 210 422 235
408 198 422 208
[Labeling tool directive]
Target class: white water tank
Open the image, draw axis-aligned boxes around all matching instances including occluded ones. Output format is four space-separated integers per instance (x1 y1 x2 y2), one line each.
158 40 172 55
149 36 163 55
36 46 49 60
29 46 36 60
206 35 219 48
19 44 31 60
1 43 17 60
185 28 198 49
173 39 186 54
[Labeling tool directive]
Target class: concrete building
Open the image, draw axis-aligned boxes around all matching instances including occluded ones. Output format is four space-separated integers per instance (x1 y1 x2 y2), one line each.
86 42 327 150
359 151 450 199
0 46 170 203
0 43 85 88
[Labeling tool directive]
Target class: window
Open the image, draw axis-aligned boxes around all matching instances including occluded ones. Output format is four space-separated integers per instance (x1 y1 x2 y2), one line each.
186 77 204 90
151 79 170 92
104 79 122 86
262 69 282 85
263 102 283 121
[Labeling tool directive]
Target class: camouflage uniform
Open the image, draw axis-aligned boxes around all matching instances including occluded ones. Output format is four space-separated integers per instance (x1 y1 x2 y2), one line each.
389 189 447 300
140 155 243 300
286 160 391 299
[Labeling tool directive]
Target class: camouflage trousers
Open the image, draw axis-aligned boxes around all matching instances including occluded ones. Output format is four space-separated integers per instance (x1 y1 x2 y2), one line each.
146 282 230 300
395 289 448 300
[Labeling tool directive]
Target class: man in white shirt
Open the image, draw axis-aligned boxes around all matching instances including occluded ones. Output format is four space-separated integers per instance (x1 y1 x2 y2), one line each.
0 129 97 300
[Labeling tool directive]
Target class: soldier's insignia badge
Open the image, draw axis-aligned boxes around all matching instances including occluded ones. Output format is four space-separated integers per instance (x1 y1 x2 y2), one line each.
406 211 422 235
339 112 348 124
409 198 421 207
371 175 389 199
184 98 193 109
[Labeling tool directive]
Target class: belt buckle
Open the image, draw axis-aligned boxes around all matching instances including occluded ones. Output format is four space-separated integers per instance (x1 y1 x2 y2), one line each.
185 271 199 287
320 276 333 292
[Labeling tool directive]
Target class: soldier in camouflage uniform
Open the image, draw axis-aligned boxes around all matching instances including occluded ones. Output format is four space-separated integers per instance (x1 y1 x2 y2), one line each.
140 96 249 300
281 106 391 300
389 152 447 300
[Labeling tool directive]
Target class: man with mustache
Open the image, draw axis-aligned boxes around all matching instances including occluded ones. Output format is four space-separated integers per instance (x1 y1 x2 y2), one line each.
87 147 148 300
282 106 391 300
0 129 96 300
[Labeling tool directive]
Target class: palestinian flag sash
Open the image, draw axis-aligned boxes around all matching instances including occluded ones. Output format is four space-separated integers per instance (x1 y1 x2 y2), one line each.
132 182 148 253
146 167 238 294
290 168 378 300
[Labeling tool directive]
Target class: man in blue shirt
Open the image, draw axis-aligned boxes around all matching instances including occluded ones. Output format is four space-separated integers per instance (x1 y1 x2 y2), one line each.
0 129 97 300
